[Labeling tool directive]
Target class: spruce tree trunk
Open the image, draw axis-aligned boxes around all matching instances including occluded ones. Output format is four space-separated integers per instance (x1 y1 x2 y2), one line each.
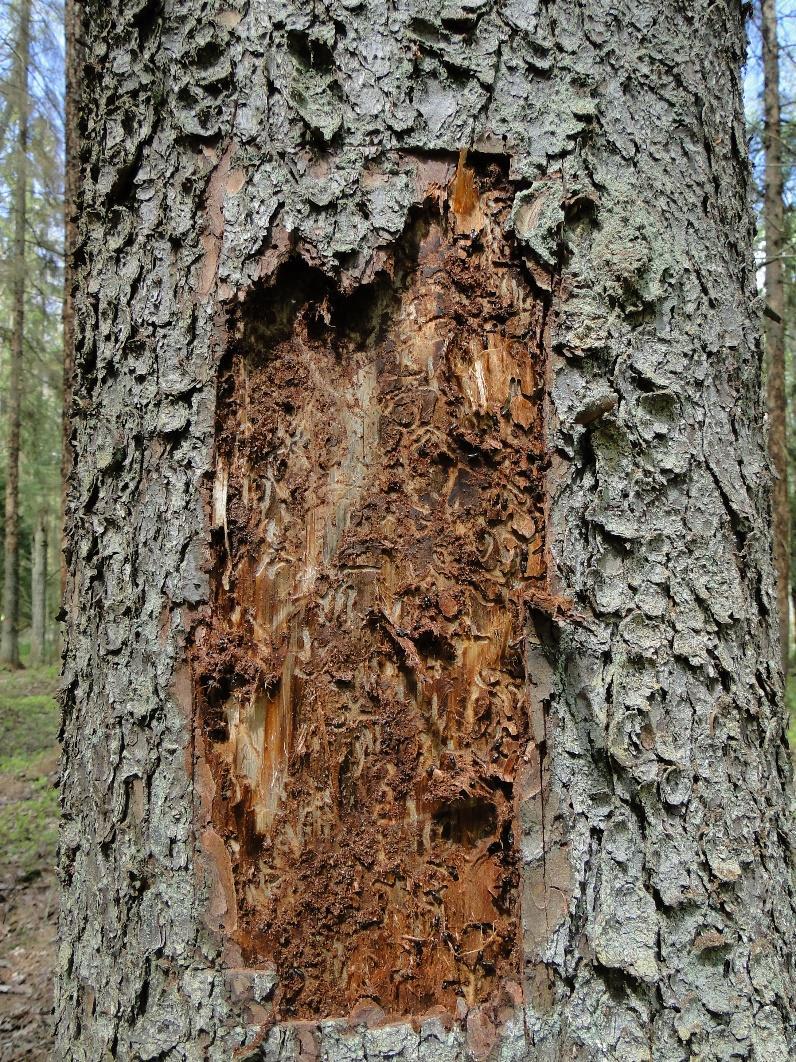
57 2 796 1059
61 0 80 600
29 513 47 665
1 0 30 670
761 0 789 673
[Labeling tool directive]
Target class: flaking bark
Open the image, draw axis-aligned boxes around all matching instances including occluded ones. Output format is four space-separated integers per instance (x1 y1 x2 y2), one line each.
58 2 796 1059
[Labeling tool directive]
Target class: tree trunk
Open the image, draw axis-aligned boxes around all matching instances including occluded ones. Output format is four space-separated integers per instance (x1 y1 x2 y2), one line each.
29 513 47 665
61 0 81 601
0 0 30 670
761 0 789 674
57 2 796 1059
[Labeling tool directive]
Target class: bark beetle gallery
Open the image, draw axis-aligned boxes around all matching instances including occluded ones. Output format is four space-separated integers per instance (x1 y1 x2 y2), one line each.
192 155 551 1021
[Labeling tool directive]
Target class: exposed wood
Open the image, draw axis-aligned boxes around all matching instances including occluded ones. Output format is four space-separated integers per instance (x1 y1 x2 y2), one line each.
195 158 549 1019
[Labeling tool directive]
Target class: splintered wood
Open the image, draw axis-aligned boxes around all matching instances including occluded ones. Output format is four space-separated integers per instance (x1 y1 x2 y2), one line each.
194 158 548 1020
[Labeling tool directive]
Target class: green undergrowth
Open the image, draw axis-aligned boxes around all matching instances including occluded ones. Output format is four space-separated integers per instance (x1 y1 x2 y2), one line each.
0 661 59 879
0 773 59 877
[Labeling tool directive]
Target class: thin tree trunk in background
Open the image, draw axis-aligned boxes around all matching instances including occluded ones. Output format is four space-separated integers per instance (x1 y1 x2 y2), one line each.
1 0 31 669
57 2 796 1056
29 513 47 665
61 0 80 601
762 0 789 672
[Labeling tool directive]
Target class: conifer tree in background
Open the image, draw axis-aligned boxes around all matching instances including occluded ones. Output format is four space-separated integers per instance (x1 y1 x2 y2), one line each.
0 0 31 668
29 509 46 664
62 0 79 595
24 81 66 661
761 0 789 672
0 0 65 666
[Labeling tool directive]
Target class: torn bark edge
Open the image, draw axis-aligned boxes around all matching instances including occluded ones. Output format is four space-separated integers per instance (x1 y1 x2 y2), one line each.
517 213 579 1022
231 984 529 1062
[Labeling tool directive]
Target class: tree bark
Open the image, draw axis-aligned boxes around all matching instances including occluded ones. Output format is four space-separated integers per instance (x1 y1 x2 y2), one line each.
761 0 789 674
57 2 796 1059
0 0 30 670
29 512 47 665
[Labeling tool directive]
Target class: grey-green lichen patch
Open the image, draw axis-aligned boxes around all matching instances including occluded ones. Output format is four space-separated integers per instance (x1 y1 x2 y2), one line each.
284 27 343 145
593 881 660 983
511 179 564 271
589 183 677 314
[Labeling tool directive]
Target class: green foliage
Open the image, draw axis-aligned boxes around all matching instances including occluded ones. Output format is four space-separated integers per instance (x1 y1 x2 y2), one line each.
0 773 58 875
0 691 58 764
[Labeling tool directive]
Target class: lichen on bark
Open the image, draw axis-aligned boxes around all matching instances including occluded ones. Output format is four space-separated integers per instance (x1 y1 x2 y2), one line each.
58 1 796 1059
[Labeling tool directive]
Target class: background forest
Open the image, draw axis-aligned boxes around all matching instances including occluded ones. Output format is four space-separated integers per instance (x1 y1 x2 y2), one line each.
0 0 63 669
0 0 794 1057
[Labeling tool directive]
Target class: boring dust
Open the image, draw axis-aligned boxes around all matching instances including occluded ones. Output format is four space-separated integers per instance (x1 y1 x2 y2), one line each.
194 156 550 1022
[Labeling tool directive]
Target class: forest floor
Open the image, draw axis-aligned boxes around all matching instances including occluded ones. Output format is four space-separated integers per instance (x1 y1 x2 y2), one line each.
0 662 59 1061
